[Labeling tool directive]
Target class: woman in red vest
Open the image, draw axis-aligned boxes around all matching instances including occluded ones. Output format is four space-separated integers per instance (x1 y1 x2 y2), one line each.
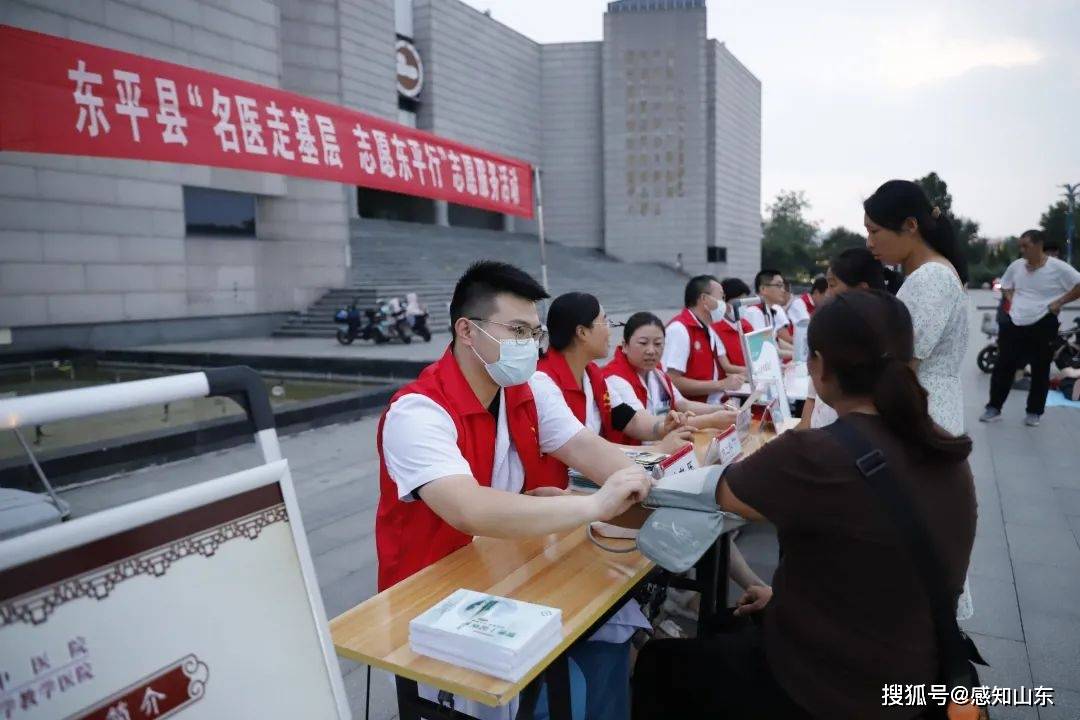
538 292 693 451
605 312 738 431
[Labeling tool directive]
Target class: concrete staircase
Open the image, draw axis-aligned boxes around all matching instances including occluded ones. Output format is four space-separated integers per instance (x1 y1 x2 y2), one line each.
275 219 688 337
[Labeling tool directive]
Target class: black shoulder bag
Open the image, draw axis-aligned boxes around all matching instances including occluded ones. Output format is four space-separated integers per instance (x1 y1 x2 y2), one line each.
825 419 989 720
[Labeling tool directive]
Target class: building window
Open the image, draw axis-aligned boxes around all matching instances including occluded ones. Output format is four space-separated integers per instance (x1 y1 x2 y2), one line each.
708 246 727 263
183 187 256 237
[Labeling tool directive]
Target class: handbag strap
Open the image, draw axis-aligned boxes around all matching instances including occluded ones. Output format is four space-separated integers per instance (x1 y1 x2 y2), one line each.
824 419 982 688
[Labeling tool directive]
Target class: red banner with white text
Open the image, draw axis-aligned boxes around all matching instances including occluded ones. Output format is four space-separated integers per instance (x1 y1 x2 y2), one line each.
0 25 534 218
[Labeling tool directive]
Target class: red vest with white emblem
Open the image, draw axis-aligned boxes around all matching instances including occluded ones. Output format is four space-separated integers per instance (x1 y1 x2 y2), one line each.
667 308 725 402
601 346 678 445
375 347 567 590
537 348 614 435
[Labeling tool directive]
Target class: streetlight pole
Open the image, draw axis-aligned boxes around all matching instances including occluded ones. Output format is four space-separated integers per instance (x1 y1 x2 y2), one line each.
1063 183 1079 266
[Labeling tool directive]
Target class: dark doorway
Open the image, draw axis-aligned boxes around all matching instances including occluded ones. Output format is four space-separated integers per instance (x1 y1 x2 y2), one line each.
449 202 503 230
357 187 435 224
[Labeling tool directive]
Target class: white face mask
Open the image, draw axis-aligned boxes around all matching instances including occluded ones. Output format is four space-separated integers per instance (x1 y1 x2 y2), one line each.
469 321 539 387
709 296 727 322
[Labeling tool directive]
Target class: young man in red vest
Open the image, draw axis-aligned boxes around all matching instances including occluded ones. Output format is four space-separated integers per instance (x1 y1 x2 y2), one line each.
786 276 827 328
662 275 746 403
376 261 652 720
744 269 796 346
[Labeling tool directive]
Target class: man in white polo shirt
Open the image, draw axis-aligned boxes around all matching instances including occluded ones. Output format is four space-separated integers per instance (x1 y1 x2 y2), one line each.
981 229 1080 426
662 275 746 404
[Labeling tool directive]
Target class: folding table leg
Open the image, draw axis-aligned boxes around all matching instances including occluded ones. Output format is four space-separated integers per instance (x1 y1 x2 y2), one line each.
696 542 720 637
515 679 543 720
543 654 574 720
396 676 422 720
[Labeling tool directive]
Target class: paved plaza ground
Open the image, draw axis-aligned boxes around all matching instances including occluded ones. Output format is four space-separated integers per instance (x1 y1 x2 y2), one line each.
54 293 1080 720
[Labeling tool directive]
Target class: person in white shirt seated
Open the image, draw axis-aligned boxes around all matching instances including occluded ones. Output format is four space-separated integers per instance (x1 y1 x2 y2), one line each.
606 312 738 432
798 247 888 430
537 292 694 455
663 275 747 403
376 261 654 720
744 269 796 346
786 276 827 328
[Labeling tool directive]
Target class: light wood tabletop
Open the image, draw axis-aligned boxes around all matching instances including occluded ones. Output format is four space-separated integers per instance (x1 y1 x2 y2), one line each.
330 422 790 708
329 526 651 707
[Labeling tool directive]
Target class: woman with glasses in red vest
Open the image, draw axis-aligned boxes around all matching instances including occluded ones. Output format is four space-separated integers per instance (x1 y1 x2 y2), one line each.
605 312 739 432
538 292 693 452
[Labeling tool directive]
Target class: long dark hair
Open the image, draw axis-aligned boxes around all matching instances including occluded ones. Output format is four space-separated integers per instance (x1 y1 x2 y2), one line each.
623 311 664 344
863 180 968 284
808 290 971 462
546 292 601 351
830 248 887 291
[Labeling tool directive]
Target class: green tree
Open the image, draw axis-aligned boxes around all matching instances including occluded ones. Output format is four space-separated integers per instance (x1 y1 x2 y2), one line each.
1039 201 1080 268
915 172 953 216
761 190 819 281
816 226 865 271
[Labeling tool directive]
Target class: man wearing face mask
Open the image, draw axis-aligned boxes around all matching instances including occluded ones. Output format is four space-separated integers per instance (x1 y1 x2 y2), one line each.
663 275 747 403
375 261 654 720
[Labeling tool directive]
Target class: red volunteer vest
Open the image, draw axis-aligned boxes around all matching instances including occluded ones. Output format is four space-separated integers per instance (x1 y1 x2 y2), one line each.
537 349 614 433
800 293 816 316
375 347 567 590
601 347 678 445
667 308 725 402
712 317 753 367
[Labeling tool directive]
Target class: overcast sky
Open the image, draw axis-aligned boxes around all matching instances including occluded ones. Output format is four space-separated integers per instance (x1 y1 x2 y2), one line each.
459 0 1080 238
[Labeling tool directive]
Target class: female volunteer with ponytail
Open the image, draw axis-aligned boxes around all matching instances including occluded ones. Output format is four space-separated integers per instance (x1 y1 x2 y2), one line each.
538 292 693 453
604 312 738 434
632 291 977 720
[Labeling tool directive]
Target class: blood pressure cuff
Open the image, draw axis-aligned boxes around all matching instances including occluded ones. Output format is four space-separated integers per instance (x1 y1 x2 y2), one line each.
636 466 727 574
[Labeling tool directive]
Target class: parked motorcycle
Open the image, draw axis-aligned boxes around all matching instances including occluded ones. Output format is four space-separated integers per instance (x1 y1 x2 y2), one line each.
976 312 998 373
334 299 389 345
380 296 412 344
976 313 1080 373
404 292 432 342
1053 316 1080 370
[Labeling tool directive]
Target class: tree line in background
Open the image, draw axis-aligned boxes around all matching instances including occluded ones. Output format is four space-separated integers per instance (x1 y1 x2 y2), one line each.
762 172 1080 287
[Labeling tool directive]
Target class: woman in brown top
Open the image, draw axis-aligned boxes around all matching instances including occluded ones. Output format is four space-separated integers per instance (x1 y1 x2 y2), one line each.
632 290 977 720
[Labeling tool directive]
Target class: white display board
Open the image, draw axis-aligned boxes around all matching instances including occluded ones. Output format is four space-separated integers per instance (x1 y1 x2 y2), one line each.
0 462 349 720
0 369 350 720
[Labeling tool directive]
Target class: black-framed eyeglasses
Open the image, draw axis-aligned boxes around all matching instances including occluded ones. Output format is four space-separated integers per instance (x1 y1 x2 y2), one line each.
468 318 548 345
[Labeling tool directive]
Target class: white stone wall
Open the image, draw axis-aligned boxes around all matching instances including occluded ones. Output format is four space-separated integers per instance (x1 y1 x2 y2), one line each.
601 6 709 268
709 40 761 285
0 0 355 333
540 42 604 249
412 0 542 233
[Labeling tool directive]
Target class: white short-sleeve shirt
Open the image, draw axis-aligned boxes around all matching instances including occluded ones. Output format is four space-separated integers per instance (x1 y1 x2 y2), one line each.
382 373 584 501
804 382 839 428
1001 257 1080 326
742 305 768 331
607 370 685 416
661 320 726 379
786 296 811 326
534 370 602 434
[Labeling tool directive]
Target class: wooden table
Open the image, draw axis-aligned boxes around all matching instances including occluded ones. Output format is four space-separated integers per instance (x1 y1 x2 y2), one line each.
330 526 651 718
331 424 783 719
